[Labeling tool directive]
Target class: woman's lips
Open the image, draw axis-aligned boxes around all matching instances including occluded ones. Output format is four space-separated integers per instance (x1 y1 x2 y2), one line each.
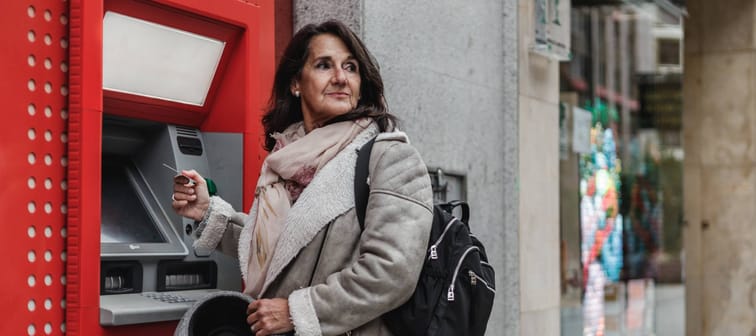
326 92 350 98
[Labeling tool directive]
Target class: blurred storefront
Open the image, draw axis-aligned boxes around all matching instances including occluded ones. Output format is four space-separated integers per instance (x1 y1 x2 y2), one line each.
557 1 686 335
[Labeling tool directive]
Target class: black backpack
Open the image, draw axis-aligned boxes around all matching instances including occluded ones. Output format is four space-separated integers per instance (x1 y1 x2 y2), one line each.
355 137 496 336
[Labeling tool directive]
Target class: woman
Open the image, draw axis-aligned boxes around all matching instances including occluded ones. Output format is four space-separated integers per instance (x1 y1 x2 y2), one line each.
172 20 433 336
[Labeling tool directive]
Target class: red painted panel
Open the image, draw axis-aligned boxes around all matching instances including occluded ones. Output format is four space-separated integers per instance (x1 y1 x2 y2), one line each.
68 0 105 334
0 0 70 335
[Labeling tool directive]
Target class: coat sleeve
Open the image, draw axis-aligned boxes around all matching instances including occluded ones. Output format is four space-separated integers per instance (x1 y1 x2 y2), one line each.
288 141 434 336
193 196 249 257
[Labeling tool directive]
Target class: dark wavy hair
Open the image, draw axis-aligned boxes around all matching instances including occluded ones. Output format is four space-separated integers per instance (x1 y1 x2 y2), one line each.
261 20 397 152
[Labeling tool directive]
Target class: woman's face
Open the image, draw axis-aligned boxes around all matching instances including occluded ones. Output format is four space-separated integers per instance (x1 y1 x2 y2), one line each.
292 33 361 131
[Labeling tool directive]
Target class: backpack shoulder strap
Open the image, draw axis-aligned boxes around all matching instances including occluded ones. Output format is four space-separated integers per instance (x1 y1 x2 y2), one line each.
439 200 470 227
354 138 375 230
355 136 377 230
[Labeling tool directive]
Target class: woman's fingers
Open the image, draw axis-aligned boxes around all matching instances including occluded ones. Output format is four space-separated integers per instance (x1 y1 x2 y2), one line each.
247 300 260 315
245 299 293 336
181 169 205 186
246 311 259 333
169 169 209 222
172 178 198 207
246 300 260 332
173 183 195 194
172 191 197 202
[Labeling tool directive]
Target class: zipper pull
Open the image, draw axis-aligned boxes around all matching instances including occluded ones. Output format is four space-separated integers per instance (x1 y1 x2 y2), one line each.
430 245 438 259
447 285 455 301
469 270 477 285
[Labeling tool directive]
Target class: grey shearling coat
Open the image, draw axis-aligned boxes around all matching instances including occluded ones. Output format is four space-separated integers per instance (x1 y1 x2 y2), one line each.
194 125 434 336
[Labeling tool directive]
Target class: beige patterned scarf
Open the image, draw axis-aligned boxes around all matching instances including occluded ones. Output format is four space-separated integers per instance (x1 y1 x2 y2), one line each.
245 118 372 296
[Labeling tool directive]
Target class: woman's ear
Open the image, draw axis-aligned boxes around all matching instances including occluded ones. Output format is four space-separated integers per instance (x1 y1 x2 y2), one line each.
290 81 300 98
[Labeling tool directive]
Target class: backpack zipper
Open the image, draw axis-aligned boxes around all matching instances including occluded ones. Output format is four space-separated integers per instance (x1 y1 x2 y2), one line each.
429 217 459 260
447 246 478 301
446 245 496 301
468 270 496 293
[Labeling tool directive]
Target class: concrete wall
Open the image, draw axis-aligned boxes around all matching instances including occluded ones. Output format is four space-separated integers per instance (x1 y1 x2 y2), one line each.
683 0 756 335
294 1 559 335
361 1 520 334
293 0 363 35
517 1 562 335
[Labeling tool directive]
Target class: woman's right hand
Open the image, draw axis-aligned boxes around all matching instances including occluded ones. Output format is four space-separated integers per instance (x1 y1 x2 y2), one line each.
171 169 210 222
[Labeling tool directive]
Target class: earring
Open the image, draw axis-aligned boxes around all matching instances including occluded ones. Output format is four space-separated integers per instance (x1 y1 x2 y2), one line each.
294 91 300 98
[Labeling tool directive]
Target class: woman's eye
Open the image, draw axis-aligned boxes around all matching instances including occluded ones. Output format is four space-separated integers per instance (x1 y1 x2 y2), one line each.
315 62 330 70
343 63 358 72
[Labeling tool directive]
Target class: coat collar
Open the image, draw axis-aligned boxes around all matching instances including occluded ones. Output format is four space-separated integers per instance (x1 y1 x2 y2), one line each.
244 123 379 297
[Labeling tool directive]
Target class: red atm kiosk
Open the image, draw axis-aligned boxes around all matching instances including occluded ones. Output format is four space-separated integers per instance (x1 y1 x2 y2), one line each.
67 0 274 335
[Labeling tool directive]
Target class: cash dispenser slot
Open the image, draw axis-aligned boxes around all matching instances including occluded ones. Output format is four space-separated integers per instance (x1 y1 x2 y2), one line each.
101 261 143 295
157 261 217 291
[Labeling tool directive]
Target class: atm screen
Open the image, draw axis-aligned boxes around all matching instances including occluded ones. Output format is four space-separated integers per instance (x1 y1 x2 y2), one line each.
99 130 187 259
101 164 166 244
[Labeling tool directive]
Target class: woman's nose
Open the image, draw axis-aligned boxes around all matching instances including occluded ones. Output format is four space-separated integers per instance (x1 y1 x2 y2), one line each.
332 67 347 84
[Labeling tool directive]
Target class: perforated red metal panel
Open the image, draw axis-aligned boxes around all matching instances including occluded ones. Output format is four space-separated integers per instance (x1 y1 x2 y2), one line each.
0 1 69 335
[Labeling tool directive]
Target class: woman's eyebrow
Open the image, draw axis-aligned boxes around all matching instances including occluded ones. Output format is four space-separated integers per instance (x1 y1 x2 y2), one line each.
312 55 356 62
312 56 332 63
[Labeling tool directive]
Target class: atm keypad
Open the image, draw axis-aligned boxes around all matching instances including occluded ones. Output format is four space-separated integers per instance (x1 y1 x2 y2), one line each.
142 292 196 304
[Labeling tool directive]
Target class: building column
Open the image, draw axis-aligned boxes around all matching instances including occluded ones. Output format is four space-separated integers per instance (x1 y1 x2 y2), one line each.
518 0 562 335
684 0 756 334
